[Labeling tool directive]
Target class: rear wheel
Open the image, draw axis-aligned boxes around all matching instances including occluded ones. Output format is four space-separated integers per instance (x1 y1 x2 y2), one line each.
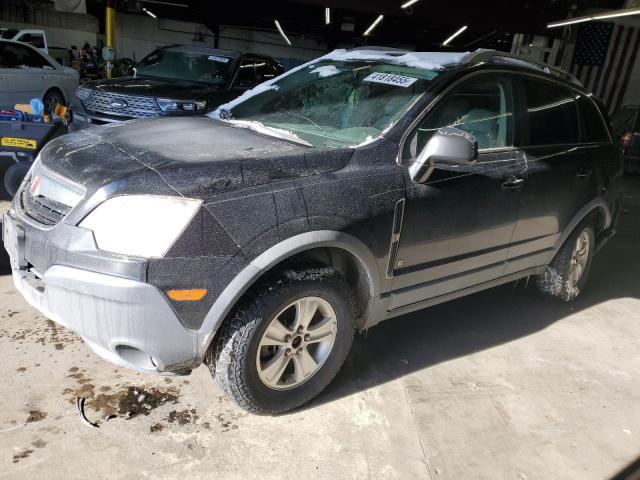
207 266 356 414
536 221 595 301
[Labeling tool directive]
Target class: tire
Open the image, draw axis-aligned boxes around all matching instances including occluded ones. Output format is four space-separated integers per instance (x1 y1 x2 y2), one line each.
3 163 30 198
208 266 356 415
42 89 65 115
536 220 595 302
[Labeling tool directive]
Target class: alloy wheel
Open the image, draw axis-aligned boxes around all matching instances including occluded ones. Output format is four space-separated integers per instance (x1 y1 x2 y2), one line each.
568 230 590 294
256 296 337 390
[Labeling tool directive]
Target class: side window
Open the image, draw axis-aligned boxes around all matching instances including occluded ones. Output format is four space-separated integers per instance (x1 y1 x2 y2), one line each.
235 60 258 88
254 60 277 83
523 79 579 146
578 96 610 143
0 42 50 68
404 75 514 159
17 33 45 50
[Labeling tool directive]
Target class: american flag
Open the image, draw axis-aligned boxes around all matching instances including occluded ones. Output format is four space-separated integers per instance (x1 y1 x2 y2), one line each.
568 21 640 113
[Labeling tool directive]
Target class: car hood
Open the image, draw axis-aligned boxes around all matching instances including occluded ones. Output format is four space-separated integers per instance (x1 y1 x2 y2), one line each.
87 76 225 99
38 117 353 202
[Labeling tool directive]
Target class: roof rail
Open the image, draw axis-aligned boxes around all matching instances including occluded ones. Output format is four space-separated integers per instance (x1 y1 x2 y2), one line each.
466 49 582 86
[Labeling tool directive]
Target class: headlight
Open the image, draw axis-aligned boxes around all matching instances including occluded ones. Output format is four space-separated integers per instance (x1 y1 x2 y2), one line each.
76 85 92 102
79 195 201 258
157 98 207 112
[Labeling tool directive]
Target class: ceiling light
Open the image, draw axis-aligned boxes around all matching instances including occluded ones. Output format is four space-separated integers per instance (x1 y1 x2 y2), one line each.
401 0 420 8
364 15 384 36
142 7 157 18
325 7 331 25
547 17 591 28
274 19 292 46
593 6 640 20
547 6 640 28
442 25 467 46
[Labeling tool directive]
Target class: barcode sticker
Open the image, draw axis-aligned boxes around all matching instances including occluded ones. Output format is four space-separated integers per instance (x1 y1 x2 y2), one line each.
364 72 418 88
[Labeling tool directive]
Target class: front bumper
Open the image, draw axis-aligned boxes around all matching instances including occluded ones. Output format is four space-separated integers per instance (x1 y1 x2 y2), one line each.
3 211 199 374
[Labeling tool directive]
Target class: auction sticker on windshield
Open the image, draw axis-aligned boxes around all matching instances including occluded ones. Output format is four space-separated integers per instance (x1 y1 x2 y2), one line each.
208 55 230 63
364 72 418 88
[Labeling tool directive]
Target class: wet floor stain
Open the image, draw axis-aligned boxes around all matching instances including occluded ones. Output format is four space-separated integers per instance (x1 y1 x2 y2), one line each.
0 317 79 349
26 410 47 423
31 439 47 448
150 423 164 433
12 449 34 463
167 408 198 426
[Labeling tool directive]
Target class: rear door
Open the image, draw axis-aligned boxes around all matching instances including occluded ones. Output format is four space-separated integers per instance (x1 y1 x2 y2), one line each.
506 77 601 274
0 42 16 103
389 73 527 310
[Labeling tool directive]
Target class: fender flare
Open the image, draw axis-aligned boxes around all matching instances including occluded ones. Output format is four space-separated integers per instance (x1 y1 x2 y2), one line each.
195 230 382 358
552 197 611 257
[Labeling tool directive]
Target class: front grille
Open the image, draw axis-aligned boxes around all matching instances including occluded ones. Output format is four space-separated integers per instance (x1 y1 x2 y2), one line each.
82 90 161 118
20 179 72 226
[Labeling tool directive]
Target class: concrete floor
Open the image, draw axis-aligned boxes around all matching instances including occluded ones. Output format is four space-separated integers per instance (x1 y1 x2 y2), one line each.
1 177 639 480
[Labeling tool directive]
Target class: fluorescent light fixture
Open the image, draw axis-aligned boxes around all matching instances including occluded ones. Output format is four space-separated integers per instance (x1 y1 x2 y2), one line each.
593 6 640 20
364 15 384 36
547 17 590 28
325 7 331 25
547 6 640 28
142 7 157 18
401 0 420 8
442 25 467 46
274 19 292 46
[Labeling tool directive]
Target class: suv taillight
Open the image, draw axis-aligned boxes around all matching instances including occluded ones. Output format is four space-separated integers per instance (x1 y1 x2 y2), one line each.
621 132 633 148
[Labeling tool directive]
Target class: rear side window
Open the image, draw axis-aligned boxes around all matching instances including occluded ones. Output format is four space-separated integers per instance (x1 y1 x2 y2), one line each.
17 32 45 49
523 79 579 146
578 96 610 143
235 60 259 88
0 42 50 68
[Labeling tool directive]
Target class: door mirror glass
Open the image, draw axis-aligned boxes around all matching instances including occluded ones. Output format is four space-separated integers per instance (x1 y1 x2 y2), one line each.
409 127 478 183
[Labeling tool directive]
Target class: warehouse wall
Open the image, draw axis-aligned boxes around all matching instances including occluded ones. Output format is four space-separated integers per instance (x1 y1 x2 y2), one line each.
0 19 97 50
1 7 325 64
115 14 325 63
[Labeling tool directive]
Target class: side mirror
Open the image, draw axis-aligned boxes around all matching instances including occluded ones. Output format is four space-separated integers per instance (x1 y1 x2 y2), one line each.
409 127 478 184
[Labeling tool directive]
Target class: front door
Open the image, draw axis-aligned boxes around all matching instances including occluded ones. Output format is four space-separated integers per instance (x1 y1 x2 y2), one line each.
388 73 526 311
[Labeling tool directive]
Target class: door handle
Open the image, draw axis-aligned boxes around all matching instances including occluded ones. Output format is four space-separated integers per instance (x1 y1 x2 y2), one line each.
577 168 592 178
502 176 525 189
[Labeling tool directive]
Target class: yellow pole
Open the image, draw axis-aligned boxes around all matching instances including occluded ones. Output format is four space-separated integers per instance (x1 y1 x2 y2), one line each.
105 0 115 78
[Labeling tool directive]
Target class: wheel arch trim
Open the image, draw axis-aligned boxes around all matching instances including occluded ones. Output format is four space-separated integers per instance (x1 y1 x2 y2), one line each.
553 198 611 256
195 230 382 359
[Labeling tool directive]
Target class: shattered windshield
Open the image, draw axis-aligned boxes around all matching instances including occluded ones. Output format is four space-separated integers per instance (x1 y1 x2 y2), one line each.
225 60 440 147
136 49 232 85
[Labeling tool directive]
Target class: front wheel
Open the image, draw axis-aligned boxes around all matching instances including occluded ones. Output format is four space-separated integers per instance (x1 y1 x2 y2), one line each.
3 163 30 198
536 221 595 301
43 89 65 115
207 266 356 414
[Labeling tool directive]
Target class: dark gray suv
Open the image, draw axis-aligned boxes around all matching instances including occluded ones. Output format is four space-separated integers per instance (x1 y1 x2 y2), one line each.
3 48 621 414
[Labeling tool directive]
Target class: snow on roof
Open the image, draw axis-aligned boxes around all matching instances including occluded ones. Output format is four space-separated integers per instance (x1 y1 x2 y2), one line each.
322 49 470 71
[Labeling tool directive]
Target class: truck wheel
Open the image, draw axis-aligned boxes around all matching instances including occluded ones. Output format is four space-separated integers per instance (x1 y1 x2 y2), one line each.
3 163 30 198
536 221 595 302
208 266 356 414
